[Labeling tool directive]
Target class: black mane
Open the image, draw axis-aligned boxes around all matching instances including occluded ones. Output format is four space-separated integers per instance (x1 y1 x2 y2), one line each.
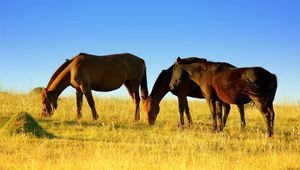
177 57 207 64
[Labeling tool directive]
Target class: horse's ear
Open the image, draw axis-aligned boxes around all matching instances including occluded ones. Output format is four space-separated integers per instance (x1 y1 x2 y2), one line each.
176 57 182 62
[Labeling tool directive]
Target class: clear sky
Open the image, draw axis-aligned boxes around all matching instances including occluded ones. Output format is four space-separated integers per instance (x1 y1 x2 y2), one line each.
1 0 299 103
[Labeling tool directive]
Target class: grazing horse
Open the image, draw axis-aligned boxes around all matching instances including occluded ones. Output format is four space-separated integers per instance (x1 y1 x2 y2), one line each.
170 57 277 136
144 63 245 128
41 53 148 121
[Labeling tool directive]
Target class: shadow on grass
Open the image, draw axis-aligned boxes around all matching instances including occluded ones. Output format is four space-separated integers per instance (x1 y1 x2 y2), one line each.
50 135 100 142
34 119 133 141
38 119 108 127
39 118 150 129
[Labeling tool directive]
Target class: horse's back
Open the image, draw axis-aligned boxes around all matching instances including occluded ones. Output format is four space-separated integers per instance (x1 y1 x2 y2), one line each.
70 53 146 91
73 53 145 73
75 53 144 64
233 67 276 90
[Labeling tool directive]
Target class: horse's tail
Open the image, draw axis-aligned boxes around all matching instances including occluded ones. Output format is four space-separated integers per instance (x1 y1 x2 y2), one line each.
245 71 277 101
268 73 278 99
140 64 149 101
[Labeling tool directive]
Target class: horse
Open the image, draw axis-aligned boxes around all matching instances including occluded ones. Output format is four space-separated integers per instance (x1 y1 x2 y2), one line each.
144 63 245 128
41 53 148 121
170 57 277 136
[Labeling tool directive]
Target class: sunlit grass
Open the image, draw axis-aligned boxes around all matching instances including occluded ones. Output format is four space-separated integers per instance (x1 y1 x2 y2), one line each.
0 92 299 170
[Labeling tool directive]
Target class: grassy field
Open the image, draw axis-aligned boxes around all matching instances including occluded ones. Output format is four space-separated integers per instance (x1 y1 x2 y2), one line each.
0 92 299 170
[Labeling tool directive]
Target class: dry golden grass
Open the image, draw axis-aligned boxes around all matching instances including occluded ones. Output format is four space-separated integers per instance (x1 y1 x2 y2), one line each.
0 92 299 170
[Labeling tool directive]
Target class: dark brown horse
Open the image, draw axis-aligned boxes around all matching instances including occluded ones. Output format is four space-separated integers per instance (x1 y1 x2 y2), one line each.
170 57 277 136
41 53 148 121
144 63 245 128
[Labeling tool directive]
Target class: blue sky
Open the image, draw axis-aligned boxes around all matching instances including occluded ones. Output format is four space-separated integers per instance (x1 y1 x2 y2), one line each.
0 0 299 103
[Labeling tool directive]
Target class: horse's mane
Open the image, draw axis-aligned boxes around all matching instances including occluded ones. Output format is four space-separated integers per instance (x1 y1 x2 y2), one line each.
217 62 236 68
178 57 207 64
179 57 236 69
46 58 74 89
177 57 238 74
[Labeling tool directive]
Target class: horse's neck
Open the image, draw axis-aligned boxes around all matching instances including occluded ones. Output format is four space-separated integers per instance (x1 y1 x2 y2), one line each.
47 69 71 99
150 76 170 104
150 86 169 104
182 64 203 85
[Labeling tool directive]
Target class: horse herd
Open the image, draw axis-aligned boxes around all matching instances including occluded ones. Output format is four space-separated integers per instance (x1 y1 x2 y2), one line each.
40 53 277 137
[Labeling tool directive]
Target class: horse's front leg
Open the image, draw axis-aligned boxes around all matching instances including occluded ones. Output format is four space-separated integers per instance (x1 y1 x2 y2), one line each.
179 95 193 126
82 86 99 120
184 99 193 126
76 90 83 119
177 96 185 127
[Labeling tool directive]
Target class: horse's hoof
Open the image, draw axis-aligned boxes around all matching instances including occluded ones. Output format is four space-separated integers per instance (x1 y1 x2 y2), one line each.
178 123 184 127
268 130 274 137
93 114 99 120
241 122 246 129
212 126 218 132
188 121 193 127
178 124 185 130
134 115 141 121
77 114 82 120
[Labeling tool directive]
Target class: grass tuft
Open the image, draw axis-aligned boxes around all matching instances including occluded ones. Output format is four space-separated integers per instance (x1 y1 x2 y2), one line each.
0 111 54 138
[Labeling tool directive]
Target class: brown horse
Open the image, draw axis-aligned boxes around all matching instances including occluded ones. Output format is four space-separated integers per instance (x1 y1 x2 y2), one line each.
41 53 148 121
144 63 245 128
170 57 277 136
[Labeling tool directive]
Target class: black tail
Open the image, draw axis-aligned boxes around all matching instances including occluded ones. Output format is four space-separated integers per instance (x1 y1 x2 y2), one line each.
140 65 149 100
246 72 277 99
269 74 277 99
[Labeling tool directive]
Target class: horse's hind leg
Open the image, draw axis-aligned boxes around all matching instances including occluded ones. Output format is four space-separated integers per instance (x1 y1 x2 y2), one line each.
222 103 231 128
237 104 246 129
252 98 272 136
267 104 275 132
125 81 141 121
76 89 83 119
215 100 223 131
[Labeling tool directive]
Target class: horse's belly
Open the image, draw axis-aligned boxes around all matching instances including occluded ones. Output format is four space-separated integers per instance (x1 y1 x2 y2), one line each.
217 91 251 104
91 81 124 92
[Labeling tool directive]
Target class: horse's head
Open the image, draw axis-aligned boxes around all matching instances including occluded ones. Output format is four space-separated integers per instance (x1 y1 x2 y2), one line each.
169 57 185 91
143 97 159 125
40 88 57 117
